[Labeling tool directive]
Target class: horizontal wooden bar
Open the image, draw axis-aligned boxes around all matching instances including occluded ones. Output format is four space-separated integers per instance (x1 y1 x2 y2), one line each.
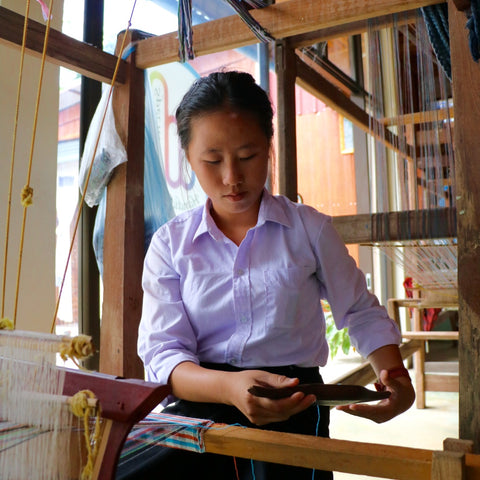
204 424 434 479
426 361 459 374
425 374 459 392
135 0 445 69
330 339 421 386
290 8 419 48
332 208 457 244
402 331 459 341
205 423 480 479
381 107 454 126
0 6 126 84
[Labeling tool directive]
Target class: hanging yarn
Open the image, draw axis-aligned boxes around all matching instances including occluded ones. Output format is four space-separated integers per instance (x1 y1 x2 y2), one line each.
0 317 14 330
59 334 96 366
466 0 480 61
221 0 274 43
421 4 452 80
177 0 273 62
422 0 480 80
20 184 34 207
366 11 457 291
178 0 193 62
70 389 103 480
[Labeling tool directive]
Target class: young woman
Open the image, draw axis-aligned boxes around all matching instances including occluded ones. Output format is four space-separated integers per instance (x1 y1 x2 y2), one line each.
129 71 415 480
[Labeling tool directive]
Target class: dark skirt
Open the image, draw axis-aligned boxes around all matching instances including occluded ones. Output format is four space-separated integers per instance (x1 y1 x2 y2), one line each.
116 364 333 480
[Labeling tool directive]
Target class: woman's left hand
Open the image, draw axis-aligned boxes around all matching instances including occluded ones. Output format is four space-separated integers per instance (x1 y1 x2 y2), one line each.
335 369 415 423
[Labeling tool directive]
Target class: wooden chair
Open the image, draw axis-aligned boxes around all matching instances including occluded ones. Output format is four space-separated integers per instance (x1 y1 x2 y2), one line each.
387 288 459 409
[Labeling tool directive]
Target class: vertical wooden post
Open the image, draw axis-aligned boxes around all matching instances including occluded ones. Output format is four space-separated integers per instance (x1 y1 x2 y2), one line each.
448 0 480 452
79 0 104 372
413 301 426 409
275 39 298 201
100 30 145 378
431 451 465 480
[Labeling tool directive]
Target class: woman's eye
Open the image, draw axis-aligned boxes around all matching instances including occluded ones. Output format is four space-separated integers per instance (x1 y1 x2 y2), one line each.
204 160 220 165
239 154 255 161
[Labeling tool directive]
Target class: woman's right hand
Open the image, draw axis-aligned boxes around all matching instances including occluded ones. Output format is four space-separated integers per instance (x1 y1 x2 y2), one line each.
170 362 316 426
223 369 317 426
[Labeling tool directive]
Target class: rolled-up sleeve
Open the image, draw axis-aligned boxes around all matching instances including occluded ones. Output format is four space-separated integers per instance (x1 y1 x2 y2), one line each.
138 230 199 390
314 218 401 358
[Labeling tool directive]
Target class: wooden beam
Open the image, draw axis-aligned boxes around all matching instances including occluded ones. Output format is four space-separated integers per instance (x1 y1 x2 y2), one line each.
205 425 434 479
402 331 459 341
381 106 453 126
275 39 298 200
0 6 126 84
425 374 459 392
295 55 416 162
100 30 145 378
330 339 421 386
204 425 480 479
431 451 466 480
290 9 419 49
448 0 480 453
135 0 446 69
332 207 457 244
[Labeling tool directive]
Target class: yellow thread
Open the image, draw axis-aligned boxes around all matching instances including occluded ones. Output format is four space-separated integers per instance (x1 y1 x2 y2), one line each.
20 185 34 207
13 0 55 329
1 0 32 320
70 390 102 480
59 335 95 367
51 0 138 333
0 318 14 330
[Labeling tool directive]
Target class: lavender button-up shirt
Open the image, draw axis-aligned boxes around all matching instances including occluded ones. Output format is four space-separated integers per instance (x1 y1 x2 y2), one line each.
138 190 400 391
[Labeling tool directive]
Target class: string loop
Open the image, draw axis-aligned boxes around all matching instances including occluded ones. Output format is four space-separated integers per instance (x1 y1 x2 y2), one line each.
70 389 102 480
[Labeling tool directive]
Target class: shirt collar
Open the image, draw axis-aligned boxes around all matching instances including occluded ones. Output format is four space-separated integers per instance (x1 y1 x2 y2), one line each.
257 189 292 229
192 189 293 243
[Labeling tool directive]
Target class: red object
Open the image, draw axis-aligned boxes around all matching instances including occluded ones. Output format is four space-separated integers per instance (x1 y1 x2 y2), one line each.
403 277 441 331
374 366 411 391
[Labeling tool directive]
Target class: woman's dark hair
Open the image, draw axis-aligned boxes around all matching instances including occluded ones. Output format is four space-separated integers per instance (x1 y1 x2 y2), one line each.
175 71 274 150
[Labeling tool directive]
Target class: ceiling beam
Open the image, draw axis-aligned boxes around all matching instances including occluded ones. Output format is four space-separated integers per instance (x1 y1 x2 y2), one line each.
0 6 126 84
135 0 445 69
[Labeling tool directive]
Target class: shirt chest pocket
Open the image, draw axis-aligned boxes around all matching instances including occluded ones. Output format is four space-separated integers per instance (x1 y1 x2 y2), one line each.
263 266 314 330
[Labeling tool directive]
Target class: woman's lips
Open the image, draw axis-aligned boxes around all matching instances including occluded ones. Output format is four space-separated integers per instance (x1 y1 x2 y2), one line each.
225 192 246 201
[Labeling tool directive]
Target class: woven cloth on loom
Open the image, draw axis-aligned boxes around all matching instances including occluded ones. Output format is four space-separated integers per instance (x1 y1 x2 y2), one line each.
0 421 49 450
119 412 214 465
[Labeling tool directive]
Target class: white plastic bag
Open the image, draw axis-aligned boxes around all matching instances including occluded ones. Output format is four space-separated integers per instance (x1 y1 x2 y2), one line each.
79 88 127 207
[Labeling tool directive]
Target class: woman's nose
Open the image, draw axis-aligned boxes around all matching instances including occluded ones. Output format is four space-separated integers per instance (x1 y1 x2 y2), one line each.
223 162 243 186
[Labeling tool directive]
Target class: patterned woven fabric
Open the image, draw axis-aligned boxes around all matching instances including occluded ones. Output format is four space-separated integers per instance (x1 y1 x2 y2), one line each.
120 412 214 463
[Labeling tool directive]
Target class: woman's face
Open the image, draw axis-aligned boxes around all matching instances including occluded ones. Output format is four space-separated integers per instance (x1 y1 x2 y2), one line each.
186 108 270 225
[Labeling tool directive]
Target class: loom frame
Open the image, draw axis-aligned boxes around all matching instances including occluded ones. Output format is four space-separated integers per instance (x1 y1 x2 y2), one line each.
1 0 480 474
62 369 170 479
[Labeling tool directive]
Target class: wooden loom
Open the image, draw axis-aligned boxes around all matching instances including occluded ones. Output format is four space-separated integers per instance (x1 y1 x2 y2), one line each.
1 0 480 477
0 330 479 480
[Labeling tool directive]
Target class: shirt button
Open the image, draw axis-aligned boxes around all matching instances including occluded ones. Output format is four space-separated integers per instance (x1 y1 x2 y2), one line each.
236 269 244 276
230 358 238 365
240 315 248 324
